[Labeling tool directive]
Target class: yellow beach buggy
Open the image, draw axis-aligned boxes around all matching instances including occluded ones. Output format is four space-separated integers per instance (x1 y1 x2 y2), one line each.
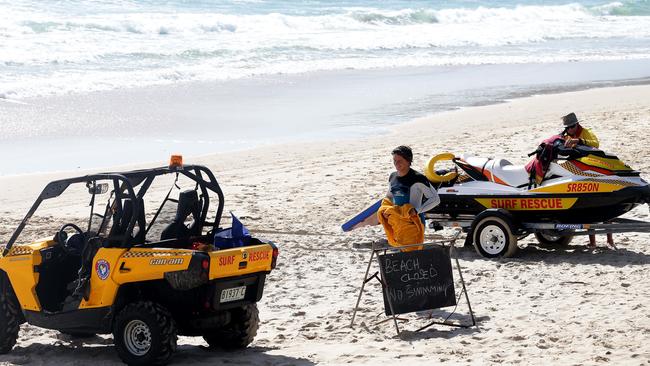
0 158 278 365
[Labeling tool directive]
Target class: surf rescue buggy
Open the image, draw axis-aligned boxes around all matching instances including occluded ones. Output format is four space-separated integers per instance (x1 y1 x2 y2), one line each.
0 157 279 365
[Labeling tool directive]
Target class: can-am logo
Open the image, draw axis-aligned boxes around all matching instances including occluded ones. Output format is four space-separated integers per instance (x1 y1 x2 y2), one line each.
150 258 184 266
95 259 110 280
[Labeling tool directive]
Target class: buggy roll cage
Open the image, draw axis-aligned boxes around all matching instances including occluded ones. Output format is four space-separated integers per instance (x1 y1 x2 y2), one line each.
2 165 225 256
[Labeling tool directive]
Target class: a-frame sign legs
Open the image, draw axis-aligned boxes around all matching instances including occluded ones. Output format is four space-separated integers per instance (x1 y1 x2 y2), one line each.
350 247 376 328
413 244 477 332
350 244 402 334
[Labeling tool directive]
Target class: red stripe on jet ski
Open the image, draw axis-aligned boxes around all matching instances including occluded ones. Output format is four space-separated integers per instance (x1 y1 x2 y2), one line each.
572 161 613 176
483 169 509 186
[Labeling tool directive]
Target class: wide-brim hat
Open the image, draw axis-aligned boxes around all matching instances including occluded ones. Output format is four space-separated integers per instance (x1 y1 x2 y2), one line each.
562 112 578 127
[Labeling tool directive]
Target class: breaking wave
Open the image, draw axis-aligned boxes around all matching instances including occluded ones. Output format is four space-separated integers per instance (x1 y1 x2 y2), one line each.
2 0 650 98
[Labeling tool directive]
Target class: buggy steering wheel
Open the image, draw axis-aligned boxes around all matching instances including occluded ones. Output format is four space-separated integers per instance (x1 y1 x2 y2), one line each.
56 223 84 254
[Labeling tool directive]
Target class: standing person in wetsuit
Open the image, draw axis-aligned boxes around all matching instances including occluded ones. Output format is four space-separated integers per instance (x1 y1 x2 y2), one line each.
385 145 440 224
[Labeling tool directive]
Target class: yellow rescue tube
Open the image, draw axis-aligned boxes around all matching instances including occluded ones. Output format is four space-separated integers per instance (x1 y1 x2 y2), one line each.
425 153 457 183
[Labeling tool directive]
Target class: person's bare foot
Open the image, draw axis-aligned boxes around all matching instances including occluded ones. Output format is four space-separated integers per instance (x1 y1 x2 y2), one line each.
587 242 597 249
607 241 617 250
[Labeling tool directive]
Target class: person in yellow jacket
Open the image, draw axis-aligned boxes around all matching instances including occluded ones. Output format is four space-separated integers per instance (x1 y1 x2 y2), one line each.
561 112 599 148
561 112 614 248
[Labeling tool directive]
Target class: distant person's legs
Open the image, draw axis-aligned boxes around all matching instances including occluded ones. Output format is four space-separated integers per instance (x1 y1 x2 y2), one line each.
587 233 615 249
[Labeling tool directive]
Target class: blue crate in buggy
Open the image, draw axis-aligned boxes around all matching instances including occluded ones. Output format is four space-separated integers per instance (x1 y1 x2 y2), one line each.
214 212 251 249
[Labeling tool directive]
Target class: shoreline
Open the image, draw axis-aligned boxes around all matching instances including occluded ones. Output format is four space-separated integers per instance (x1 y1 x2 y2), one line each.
2 82 650 214
2 82 649 183
2 58 650 176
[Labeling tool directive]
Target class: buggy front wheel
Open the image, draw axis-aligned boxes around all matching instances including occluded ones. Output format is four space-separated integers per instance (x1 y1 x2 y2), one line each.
0 277 21 354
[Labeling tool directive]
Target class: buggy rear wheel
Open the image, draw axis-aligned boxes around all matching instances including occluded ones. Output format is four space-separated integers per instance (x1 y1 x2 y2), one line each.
473 214 518 258
203 304 259 350
113 301 177 366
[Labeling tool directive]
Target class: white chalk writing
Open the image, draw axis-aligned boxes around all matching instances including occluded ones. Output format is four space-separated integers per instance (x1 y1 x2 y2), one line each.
384 258 419 274
400 266 438 283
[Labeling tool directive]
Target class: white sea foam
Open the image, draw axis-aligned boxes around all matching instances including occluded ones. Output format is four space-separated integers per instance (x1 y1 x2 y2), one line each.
1 1 650 98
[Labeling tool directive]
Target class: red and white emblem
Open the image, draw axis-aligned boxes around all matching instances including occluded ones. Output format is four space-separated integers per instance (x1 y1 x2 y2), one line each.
95 259 110 280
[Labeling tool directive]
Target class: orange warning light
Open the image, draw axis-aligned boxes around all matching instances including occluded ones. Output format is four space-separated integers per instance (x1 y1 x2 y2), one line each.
169 154 183 169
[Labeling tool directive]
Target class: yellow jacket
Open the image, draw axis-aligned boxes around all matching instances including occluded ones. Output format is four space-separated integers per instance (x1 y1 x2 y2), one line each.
575 126 599 148
376 198 424 252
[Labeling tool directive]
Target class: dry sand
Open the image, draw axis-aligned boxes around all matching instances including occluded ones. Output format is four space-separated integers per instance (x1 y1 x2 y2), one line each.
1 84 650 365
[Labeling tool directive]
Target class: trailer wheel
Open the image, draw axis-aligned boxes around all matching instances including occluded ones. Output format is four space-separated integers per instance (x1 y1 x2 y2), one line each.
473 214 518 258
534 232 573 246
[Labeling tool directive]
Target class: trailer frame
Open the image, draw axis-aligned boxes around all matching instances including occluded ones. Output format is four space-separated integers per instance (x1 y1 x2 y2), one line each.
425 211 650 258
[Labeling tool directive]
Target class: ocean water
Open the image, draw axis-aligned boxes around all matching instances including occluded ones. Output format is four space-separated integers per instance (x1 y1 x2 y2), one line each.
2 0 650 99
1 1 650 175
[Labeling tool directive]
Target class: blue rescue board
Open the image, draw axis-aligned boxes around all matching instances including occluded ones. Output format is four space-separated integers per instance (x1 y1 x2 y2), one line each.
341 199 382 232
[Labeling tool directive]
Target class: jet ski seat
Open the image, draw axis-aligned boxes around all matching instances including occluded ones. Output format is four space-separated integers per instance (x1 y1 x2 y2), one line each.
462 155 489 168
489 159 530 187
460 155 531 187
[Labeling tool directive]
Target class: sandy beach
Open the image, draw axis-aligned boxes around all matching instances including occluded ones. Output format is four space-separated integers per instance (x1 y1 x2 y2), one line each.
1 84 649 365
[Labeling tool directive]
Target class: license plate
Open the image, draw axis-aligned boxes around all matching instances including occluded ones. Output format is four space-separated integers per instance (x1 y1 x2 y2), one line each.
220 286 246 303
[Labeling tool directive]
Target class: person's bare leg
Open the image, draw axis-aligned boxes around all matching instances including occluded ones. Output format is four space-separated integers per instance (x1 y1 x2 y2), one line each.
607 233 616 249
588 234 597 248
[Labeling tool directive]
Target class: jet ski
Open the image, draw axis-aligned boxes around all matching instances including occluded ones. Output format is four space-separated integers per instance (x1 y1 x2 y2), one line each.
425 138 650 224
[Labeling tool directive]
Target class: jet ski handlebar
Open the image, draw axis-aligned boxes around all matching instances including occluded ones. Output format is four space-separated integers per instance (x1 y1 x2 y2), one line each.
528 137 576 159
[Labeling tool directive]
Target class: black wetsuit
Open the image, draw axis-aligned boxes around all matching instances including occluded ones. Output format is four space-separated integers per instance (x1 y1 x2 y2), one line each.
388 168 440 223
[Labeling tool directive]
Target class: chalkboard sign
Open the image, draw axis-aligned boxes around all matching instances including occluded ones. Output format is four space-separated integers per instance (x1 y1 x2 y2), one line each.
379 246 456 316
